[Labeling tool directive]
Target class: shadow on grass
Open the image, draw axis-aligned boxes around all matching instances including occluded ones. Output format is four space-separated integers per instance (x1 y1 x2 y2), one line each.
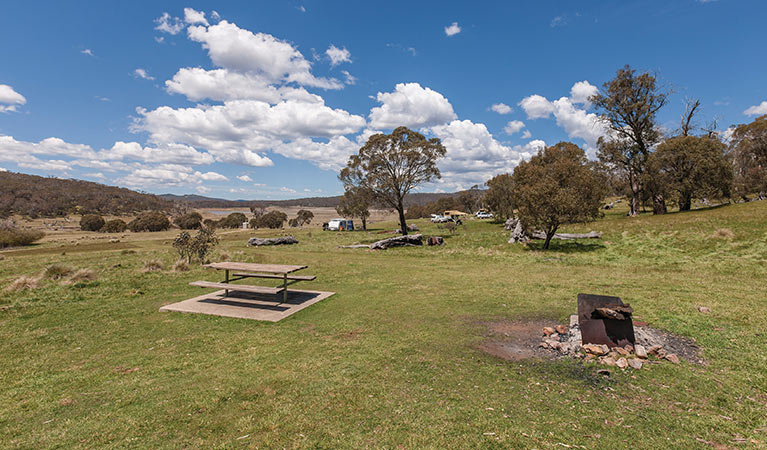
524 240 605 253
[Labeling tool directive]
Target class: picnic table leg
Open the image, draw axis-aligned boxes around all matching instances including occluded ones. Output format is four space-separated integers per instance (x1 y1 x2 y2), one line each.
224 269 229 297
282 273 288 303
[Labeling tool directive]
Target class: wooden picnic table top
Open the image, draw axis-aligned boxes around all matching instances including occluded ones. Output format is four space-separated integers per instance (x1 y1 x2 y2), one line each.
203 262 308 275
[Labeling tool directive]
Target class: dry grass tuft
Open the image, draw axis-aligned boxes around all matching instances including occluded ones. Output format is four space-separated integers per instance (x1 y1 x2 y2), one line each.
43 264 74 280
141 260 164 273
710 228 735 239
67 268 98 283
172 259 189 272
218 252 231 261
6 276 41 292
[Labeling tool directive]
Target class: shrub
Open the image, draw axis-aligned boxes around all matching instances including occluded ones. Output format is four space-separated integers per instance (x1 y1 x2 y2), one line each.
6 276 40 292
174 212 203 230
203 218 219 228
0 228 45 248
43 263 74 280
128 212 171 232
141 260 164 272
172 259 189 272
172 227 219 264
254 210 287 229
101 219 127 233
80 214 105 231
218 212 248 229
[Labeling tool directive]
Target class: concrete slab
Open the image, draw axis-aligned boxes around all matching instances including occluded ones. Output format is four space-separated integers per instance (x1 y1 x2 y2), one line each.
159 289 335 322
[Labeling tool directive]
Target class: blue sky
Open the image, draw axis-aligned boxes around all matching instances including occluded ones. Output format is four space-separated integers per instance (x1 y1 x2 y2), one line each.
1 1 765 199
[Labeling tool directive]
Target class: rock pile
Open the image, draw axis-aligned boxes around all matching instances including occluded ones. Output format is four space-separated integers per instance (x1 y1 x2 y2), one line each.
539 315 684 370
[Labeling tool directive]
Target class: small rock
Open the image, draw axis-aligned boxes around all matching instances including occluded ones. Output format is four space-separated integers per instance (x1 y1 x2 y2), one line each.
628 358 643 370
624 344 634 353
665 353 680 364
542 327 556 336
582 344 608 356
614 347 630 356
555 325 567 334
697 306 711 314
616 357 629 369
539 341 550 349
634 344 648 359
648 345 664 355
569 315 578 328
656 348 668 359
596 368 611 376
608 351 620 360
600 356 617 367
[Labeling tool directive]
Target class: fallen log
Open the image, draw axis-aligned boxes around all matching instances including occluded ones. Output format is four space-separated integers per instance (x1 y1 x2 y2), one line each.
339 234 423 250
248 236 298 246
529 231 602 240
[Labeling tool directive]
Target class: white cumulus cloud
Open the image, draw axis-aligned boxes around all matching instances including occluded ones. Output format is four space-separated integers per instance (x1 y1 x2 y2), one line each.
0 85 26 113
237 175 252 182
326 44 351 67
183 8 208 25
154 12 184 35
134 68 155 80
504 120 525 135
369 82 456 129
444 22 461 36
490 103 512 114
744 101 767 116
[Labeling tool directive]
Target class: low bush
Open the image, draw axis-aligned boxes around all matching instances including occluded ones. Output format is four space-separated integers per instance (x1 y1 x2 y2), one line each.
0 228 45 248
80 214 105 231
172 259 189 272
141 260 164 272
174 212 203 230
101 219 127 233
217 212 248 229
66 268 98 284
128 212 171 232
253 210 287 229
5 276 40 292
43 264 74 280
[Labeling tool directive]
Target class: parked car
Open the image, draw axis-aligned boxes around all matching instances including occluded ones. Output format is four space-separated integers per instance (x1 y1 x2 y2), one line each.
476 212 494 219
326 218 354 231
431 215 450 223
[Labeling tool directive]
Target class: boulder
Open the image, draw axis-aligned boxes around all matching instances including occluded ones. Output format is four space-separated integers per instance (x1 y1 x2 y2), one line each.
426 236 444 246
616 357 629 369
634 344 648 359
628 358 643 370
582 344 609 356
248 236 298 246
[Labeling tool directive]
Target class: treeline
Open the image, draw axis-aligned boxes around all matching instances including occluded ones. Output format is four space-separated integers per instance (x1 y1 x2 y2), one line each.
161 191 459 209
0 172 174 218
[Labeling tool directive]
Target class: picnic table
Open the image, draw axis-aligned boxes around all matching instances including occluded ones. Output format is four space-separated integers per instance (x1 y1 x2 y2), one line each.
190 262 315 303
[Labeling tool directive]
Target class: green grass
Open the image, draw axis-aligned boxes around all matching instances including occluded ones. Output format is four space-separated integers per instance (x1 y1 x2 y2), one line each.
1 202 766 448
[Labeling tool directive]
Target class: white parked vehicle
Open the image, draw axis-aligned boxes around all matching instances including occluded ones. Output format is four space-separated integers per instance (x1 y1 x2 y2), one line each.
325 218 354 231
430 215 450 223
476 212 494 219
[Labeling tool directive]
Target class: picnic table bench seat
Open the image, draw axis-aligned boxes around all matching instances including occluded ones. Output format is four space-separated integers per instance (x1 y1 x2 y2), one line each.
189 280 282 295
232 272 316 281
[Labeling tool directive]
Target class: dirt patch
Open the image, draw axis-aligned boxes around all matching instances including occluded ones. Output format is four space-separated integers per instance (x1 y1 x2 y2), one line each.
477 320 558 361
478 319 703 364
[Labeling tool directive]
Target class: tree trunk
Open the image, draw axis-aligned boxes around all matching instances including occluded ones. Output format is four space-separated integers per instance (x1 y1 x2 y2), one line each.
679 193 692 211
629 180 641 217
362 218 367 231
652 194 667 215
397 201 408 236
543 226 557 250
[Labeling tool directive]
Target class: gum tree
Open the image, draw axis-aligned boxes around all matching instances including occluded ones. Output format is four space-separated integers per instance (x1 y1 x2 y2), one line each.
340 127 446 235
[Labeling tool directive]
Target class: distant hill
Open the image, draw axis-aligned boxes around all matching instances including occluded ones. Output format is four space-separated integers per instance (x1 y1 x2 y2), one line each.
0 172 174 218
161 191 461 209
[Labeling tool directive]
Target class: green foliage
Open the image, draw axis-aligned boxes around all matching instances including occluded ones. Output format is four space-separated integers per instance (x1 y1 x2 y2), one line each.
0 226 45 248
512 142 607 249
253 210 287 229
101 219 128 233
296 209 314 226
80 214 105 232
336 187 372 229
405 196 461 219
649 135 733 210
172 227 219 264
592 65 668 216
173 212 203 230
457 187 483 215
217 212 248 229
484 173 515 220
340 126 446 235
730 114 767 198
127 212 171 232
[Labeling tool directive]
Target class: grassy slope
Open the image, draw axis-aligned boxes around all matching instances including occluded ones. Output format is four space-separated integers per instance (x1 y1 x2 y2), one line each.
0 202 766 448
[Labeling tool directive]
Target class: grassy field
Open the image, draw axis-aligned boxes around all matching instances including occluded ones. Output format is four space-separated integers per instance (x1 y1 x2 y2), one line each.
1 202 766 448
